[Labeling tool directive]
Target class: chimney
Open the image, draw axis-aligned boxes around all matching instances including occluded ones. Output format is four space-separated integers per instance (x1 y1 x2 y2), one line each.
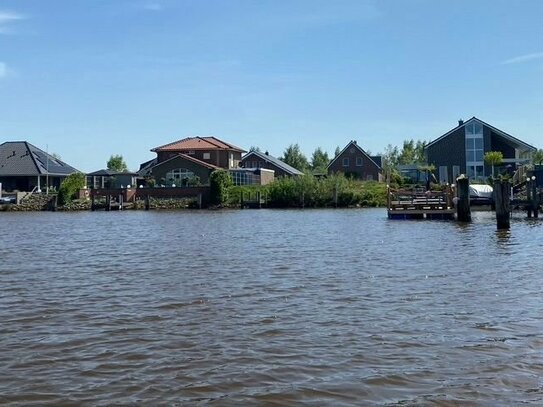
265 150 269 156
458 119 464 126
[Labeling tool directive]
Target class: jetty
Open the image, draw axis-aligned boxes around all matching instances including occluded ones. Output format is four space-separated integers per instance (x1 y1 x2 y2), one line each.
387 186 455 220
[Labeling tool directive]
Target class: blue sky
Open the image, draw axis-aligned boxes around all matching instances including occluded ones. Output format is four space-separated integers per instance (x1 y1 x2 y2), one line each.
1 0 542 172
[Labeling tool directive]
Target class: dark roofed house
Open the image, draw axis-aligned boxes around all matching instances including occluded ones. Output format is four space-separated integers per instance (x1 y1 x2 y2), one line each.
327 140 383 181
0 141 79 192
86 169 139 189
425 117 537 183
241 150 304 177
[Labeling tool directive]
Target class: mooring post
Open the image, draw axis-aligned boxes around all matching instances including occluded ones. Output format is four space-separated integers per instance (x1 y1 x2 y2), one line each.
494 180 511 230
532 177 538 218
456 177 471 222
198 193 202 209
257 191 261 209
91 194 96 211
145 195 150 211
119 194 123 211
106 195 111 211
240 191 244 209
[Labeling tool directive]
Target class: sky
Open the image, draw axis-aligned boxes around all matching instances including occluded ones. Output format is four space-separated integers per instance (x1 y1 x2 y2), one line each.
1 0 542 172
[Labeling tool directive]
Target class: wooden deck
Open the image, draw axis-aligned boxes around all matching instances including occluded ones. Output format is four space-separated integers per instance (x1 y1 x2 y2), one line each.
387 187 455 220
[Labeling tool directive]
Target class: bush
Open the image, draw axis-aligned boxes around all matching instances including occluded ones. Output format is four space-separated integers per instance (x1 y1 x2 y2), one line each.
58 172 86 206
209 170 233 205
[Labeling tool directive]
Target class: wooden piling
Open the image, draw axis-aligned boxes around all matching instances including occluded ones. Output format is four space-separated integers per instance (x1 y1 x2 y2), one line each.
456 177 471 222
494 180 511 230
198 193 202 209
106 195 111 211
119 194 123 211
91 194 96 211
257 191 261 209
145 195 150 211
532 180 539 218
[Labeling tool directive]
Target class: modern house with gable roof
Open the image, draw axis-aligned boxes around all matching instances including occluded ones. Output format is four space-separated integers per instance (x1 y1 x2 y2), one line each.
139 136 246 185
327 140 383 181
425 117 536 183
241 150 304 177
0 141 79 192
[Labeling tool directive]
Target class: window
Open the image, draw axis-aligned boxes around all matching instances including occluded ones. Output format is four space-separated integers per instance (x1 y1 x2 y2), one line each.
203 153 211 160
165 168 195 186
356 157 363 166
342 157 349 167
465 121 484 180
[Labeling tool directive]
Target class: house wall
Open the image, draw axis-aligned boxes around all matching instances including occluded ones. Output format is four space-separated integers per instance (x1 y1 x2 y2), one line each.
0 175 64 192
151 156 214 185
157 150 241 169
426 127 466 182
328 146 381 181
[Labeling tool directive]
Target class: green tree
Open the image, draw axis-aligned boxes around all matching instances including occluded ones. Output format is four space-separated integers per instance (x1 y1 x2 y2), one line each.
334 146 341 157
209 170 233 205
58 172 86 205
484 151 503 177
281 143 309 172
249 146 262 152
310 147 330 172
397 139 427 165
532 149 543 166
107 154 128 172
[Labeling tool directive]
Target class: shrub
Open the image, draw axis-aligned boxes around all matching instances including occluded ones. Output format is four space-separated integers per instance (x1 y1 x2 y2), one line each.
58 172 86 206
209 170 233 205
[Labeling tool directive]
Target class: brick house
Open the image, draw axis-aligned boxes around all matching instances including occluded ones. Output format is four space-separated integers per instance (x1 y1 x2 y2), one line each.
327 140 382 181
139 136 246 185
241 150 304 177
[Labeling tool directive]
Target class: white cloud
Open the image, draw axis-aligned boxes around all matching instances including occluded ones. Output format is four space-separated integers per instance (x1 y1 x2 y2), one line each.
0 10 24 34
502 52 543 65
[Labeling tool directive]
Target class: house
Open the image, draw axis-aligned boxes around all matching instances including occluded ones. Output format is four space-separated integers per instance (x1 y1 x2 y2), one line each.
241 150 304 177
86 169 139 189
425 117 537 183
230 168 275 186
139 136 246 185
0 141 78 192
327 140 383 181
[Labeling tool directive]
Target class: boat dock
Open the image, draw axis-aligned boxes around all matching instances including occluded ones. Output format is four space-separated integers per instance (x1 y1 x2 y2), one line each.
387 186 455 220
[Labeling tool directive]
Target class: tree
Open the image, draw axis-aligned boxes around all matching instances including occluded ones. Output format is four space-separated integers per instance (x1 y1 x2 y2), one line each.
58 172 86 205
310 147 330 172
397 139 427 165
532 149 543 166
334 146 341 157
249 146 262 152
209 170 233 205
107 154 128 172
484 151 503 177
281 144 309 172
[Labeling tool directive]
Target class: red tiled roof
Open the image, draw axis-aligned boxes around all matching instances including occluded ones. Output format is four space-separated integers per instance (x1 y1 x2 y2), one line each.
151 136 246 153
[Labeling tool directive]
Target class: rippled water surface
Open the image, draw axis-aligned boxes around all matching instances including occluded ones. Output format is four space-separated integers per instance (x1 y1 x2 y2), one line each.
1 209 543 406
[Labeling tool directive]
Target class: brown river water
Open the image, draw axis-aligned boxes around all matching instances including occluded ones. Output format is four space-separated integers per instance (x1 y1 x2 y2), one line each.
1 209 543 406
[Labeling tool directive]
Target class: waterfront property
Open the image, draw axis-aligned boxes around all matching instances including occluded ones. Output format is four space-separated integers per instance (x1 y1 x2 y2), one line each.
327 140 383 181
86 169 139 189
138 136 246 186
425 117 537 184
241 150 304 177
0 141 78 192
230 167 275 186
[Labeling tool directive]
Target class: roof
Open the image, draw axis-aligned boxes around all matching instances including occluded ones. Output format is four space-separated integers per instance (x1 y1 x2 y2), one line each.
241 150 304 176
327 141 382 170
87 169 138 176
147 153 222 172
425 117 537 151
138 158 158 176
0 141 79 176
151 136 246 153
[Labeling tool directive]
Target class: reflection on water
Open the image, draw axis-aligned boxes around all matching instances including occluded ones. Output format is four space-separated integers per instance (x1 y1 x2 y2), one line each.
1 209 543 406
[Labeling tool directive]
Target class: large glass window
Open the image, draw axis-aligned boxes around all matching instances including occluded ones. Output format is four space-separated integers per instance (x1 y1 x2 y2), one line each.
465 121 484 181
165 168 195 186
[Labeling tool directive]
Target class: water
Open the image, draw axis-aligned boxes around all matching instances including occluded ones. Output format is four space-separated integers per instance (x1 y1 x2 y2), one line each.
1 209 542 406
